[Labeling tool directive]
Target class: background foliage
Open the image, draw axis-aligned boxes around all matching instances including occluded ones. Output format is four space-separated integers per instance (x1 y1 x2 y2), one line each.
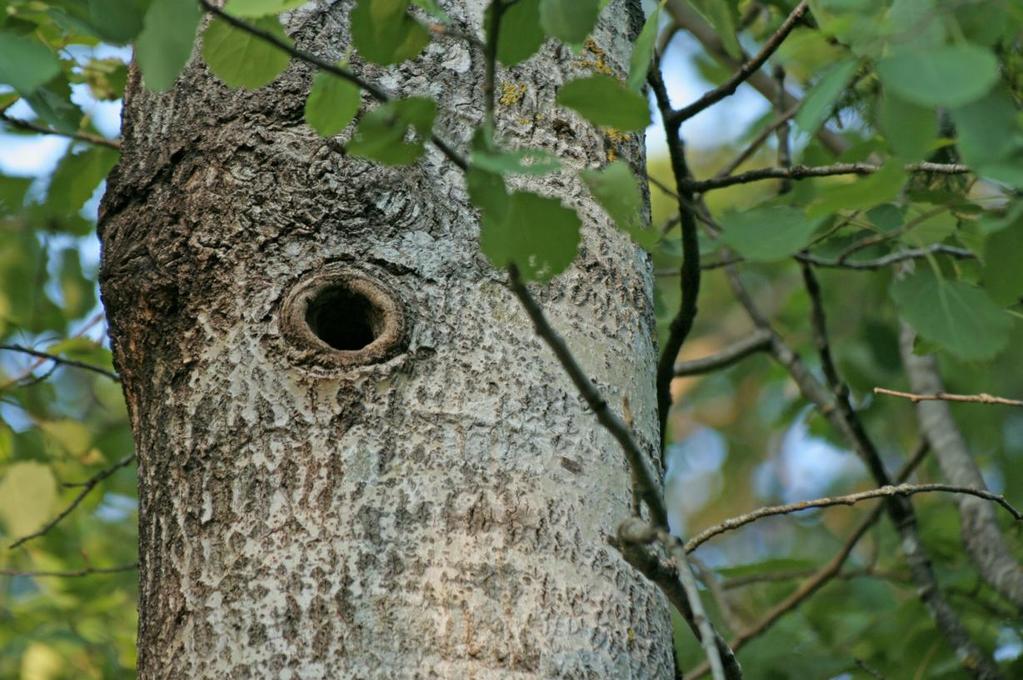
0 0 1021 677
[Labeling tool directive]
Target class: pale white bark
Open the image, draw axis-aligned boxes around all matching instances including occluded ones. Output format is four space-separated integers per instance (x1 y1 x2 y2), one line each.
100 1 674 677
899 324 1023 609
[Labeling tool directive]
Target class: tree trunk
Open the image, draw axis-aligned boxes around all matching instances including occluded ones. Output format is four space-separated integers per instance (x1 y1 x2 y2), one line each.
98 1 673 677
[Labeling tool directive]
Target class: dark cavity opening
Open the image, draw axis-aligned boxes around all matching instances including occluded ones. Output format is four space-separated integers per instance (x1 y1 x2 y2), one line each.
305 284 382 352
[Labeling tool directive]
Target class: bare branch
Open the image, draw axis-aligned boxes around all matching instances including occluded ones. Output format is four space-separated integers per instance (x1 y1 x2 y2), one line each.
797 245 975 271
0 563 137 578
9 454 136 550
0 344 121 382
0 112 121 150
684 161 970 193
618 519 738 680
685 482 1021 553
649 68 702 450
667 1 809 125
874 386 1023 408
506 266 668 528
674 330 772 376
687 442 929 678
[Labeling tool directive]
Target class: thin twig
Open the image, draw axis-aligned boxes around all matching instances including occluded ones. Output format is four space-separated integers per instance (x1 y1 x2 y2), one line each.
0 112 121 150
482 0 505 126
667 1 809 125
506 266 667 528
874 387 1023 408
198 0 467 170
797 245 975 270
685 482 1021 552
0 563 137 578
687 442 929 678
8 454 137 549
684 161 970 193
715 104 800 179
674 330 771 376
0 344 120 382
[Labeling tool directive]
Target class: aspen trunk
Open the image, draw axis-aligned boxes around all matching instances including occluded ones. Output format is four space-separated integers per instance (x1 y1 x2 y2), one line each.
99 1 672 676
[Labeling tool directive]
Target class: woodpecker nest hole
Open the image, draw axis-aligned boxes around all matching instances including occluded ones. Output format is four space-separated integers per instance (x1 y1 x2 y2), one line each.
280 267 405 369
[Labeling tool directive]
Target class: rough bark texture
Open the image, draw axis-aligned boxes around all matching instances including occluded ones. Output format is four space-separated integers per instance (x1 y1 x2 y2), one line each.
99 1 674 677
900 324 1023 610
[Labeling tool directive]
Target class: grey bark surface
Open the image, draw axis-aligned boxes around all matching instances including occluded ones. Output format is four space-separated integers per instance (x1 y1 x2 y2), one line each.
900 324 1023 610
99 0 674 678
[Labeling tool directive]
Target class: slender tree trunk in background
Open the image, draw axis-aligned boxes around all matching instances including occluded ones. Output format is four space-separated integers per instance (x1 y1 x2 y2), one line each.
98 1 673 677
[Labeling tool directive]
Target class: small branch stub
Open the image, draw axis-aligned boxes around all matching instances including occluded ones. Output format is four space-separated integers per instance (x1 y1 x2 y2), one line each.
280 266 406 370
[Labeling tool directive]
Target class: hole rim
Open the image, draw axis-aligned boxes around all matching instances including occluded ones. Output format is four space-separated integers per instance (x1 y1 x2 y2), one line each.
280 266 406 370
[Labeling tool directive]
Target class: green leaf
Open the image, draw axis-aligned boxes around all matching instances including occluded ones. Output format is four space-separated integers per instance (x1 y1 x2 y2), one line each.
224 0 308 17
136 0 202 91
479 190 581 281
46 147 120 217
951 87 1022 168
0 176 32 216
488 0 544 67
304 71 361 137
886 0 944 51
466 166 509 218
470 147 560 176
808 161 906 216
982 220 1023 305
581 161 658 250
0 32 60 93
689 0 740 59
21 75 84 134
556 75 649 131
347 96 437 165
719 205 823 262
202 16 291 89
351 0 431 66
877 44 999 108
88 0 147 44
891 269 1012 361
539 0 600 45
0 462 56 537
902 209 956 247
628 4 661 91
795 58 858 136
879 92 937 161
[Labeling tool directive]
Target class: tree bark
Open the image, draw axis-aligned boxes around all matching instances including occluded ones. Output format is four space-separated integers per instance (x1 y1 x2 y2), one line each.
900 324 1023 610
99 1 674 677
